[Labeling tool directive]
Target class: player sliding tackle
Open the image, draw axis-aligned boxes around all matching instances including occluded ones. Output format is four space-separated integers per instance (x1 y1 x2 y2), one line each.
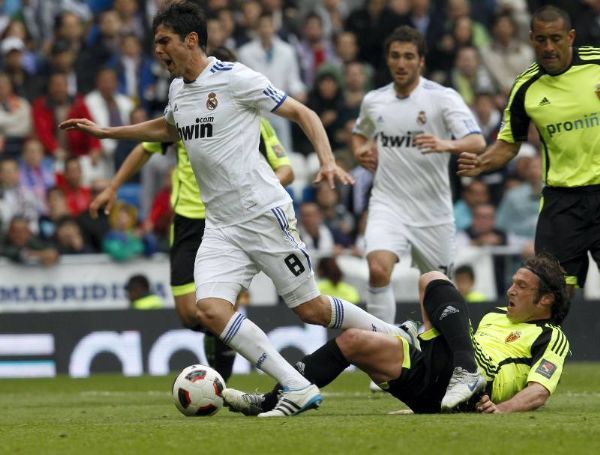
224 254 570 415
60 1 417 418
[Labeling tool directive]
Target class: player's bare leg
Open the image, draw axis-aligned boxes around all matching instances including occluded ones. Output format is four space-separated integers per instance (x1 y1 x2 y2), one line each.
366 250 398 323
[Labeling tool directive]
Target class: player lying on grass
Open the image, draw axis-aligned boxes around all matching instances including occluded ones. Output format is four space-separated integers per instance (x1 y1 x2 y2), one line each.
224 253 571 414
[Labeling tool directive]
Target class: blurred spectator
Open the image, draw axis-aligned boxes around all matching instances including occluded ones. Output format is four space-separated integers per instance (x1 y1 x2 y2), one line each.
446 0 490 48
343 61 370 112
77 179 111 252
345 0 407 81
32 71 101 160
125 273 164 309
107 33 155 109
38 186 71 241
52 11 87 56
260 0 297 42
141 167 173 252
454 264 487 303
317 256 360 304
1 36 38 101
295 12 336 87
449 46 496 106
84 67 135 178
0 215 59 266
315 182 355 248
113 0 145 43
573 0 600 46
0 71 31 157
103 200 145 262
331 30 360 69
53 215 93 254
306 71 345 151
206 13 227 54
314 0 349 40
480 12 534 95
79 10 123 93
407 0 445 73
56 157 92 217
238 12 305 153
1 20 38 74
0 157 43 234
19 138 55 205
37 39 81 98
233 0 262 47
299 201 336 260
113 106 148 182
456 202 509 295
454 179 489 231
472 91 501 144
496 155 542 243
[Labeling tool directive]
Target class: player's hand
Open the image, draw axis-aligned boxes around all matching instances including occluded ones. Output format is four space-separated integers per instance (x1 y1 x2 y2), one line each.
476 394 500 413
313 161 355 189
59 118 108 139
355 140 378 172
89 186 117 218
457 152 483 177
415 134 453 154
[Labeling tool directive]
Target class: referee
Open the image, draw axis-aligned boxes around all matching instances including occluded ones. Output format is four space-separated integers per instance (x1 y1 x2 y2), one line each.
458 5 600 294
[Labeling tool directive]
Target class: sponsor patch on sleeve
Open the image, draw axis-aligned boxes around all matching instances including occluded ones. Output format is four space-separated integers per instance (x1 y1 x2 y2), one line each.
535 359 557 379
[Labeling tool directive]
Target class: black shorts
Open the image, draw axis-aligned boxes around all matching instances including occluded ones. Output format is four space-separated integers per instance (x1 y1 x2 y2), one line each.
169 214 205 287
535 186 600 287
385 280 460 414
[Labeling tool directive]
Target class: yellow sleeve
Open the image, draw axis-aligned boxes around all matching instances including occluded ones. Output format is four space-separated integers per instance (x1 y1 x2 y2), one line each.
142 142 167 155
527 327 569 394
260 118 290 170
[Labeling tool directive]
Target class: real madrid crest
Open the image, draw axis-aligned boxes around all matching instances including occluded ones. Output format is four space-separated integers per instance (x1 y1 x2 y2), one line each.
206 92 218 110
417 110 427 125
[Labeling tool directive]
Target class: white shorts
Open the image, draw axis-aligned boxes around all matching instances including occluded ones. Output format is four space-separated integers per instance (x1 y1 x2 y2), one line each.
364 203 456 275
194 203 320 308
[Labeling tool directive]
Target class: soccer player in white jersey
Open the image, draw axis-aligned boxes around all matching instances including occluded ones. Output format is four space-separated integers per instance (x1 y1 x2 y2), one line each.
60 2 417 418
352 26 485 325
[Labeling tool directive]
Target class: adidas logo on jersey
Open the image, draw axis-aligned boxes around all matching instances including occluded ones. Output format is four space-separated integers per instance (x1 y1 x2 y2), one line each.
439 305 459 320
539 97 551 106
176 117 214 141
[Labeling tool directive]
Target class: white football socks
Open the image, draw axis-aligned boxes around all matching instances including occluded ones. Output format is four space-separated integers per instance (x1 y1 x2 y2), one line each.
328 295 405 338
220 312 310 390
366 284 396 324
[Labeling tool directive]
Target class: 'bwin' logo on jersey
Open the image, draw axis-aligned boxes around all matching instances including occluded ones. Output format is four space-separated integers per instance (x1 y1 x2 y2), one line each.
380 130 423 148
176 117 214 141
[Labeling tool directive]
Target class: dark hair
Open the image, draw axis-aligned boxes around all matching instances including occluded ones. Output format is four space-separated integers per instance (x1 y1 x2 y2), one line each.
318 257 342 285
384 26 427 58
454 264 475 281
210 46 237 62
152 1 208 52
530 6 572 31
126 274 150 293
523 253 570 325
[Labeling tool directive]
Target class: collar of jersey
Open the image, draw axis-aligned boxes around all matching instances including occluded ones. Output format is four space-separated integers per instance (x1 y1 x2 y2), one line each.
183 56 218 84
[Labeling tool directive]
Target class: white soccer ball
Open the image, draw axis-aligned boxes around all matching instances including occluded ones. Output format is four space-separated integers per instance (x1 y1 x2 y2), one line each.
172 364 226 416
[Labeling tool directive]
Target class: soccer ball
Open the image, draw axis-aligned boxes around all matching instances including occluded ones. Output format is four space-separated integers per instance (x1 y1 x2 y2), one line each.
172 364 226 416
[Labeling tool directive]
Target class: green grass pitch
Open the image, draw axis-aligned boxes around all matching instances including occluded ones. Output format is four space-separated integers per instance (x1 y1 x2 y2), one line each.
1 362 599 454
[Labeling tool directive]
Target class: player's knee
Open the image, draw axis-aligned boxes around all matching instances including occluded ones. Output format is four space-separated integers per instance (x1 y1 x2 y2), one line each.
418 271 449 296
174 295 200 328
336 329 366 357
195 302 221 329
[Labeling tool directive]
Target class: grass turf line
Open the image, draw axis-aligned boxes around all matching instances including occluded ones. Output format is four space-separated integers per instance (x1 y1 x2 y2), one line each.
0 362 599 454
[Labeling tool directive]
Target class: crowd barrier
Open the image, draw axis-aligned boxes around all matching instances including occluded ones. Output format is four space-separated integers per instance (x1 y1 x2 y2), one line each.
0 301 597 378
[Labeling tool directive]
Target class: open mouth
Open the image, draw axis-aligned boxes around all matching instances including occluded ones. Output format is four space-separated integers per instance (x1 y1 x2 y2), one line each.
508 301 515 308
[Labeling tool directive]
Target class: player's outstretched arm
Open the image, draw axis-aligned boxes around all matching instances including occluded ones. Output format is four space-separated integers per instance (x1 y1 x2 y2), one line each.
415 133 486 155
274 97 355 189
476 382 550 413
457 139 520 177
89 143 151 218
59 117 178 143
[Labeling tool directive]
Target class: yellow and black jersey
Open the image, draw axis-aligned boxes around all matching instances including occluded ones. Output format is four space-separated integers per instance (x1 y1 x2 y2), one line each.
498 46 600 187
473 308 569 404
142 117 289 220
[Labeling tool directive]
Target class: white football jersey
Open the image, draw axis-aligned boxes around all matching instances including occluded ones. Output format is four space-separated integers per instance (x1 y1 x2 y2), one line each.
164 57 292 227
353 77 481 227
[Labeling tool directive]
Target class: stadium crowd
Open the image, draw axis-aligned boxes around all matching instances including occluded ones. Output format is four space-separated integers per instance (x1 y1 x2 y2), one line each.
0 0 598 293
